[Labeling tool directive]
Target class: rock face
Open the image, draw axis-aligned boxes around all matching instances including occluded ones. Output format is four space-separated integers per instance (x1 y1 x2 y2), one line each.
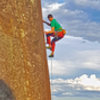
0 0 51 100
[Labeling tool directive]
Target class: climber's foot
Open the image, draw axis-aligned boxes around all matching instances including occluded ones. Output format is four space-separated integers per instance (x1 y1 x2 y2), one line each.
46 46 51 50
49 53 54 58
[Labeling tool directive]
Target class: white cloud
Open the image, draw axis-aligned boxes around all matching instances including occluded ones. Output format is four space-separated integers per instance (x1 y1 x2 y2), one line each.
62 92 73 96
42 2 65 17
47 36 100 76
63 20 100 42
68 74 100 91
74 0 100 10
51 74 100 97
48 54 100 76
53 74 100 91
42 2 87 20
48 60 75 75
48 3 65 11
78 50 100 69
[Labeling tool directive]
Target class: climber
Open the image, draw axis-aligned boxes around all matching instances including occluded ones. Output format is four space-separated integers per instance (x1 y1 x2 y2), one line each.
43 14 66 57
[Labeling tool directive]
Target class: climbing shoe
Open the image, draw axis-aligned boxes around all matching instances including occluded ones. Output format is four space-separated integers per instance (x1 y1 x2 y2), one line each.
49 54 54 57
46 46 51 50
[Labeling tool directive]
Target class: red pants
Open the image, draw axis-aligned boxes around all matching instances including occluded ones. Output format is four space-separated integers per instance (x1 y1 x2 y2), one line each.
46 31 64 52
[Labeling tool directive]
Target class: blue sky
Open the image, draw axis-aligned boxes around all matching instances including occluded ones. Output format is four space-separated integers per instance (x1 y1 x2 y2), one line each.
41 0 100 100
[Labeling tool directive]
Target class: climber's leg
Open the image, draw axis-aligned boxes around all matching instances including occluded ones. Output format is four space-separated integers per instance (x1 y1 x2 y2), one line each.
46 33 55 49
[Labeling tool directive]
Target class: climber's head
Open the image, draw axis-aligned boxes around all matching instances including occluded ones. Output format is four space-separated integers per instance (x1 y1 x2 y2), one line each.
48 14 53 21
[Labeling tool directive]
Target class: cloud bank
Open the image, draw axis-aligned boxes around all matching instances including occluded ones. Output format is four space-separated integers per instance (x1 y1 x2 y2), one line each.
51 74 100 97
48 36 100 76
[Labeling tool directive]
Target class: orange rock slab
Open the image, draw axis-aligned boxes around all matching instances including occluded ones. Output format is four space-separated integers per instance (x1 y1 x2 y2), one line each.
0 0 51 100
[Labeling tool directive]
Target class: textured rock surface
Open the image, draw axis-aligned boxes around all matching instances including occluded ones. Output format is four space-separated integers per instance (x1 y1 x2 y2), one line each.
0 0 51 100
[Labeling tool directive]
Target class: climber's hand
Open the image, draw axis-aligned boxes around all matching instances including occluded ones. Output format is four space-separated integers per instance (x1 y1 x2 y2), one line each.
43 20 51 26
44 31 48 34
43 20 46 23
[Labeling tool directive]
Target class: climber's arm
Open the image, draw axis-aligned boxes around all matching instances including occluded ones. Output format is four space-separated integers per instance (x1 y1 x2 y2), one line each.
44 27 55 34
43 20 51 26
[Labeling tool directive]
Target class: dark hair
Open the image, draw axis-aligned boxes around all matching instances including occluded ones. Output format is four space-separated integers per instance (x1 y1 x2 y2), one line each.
48 14 53 18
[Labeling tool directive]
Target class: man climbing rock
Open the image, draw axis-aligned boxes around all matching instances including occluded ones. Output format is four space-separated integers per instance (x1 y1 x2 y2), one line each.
43 14 66 57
